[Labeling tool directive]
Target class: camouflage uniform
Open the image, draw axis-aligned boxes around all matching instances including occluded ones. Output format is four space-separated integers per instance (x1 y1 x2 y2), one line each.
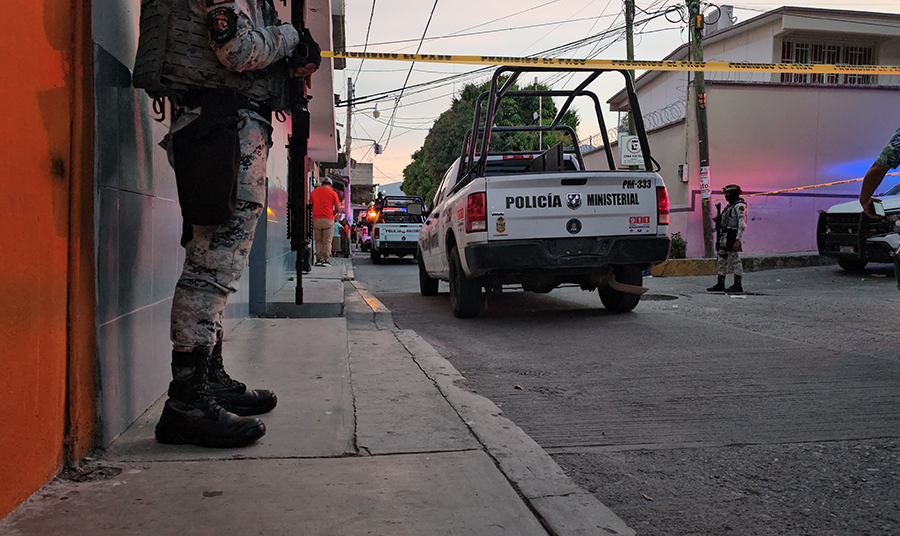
717 196 747 277
875 126 900 169
170 0 292 351
145 0 319 447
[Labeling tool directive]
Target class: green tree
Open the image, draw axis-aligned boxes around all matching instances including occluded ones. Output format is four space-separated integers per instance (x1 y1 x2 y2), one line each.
402 79 579 205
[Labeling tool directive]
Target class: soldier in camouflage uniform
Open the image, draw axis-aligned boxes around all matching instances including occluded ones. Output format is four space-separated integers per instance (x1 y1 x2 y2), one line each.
708 184 747 294
148 0 320 448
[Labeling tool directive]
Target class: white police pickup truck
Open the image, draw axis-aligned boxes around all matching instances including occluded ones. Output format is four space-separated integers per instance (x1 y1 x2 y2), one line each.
371 198 426 264
817 182 900 271
417 67 671 318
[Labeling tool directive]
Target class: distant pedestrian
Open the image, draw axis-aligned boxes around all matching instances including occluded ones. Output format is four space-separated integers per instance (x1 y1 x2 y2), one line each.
708 184 747 293
310 177 340 266
339 215 351 257
355 220 365 251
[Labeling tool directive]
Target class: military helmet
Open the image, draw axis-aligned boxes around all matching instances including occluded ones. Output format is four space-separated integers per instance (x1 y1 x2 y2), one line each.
722 184 742 195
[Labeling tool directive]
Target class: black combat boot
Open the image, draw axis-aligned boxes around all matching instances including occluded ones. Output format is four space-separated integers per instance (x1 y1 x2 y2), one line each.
207 337 277 416
155 348 266 448
725 275 743 293
707 275 726 292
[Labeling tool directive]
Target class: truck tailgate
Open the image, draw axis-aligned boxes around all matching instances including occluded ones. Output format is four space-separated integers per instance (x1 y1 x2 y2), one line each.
377 224 420 241
486 172 660 240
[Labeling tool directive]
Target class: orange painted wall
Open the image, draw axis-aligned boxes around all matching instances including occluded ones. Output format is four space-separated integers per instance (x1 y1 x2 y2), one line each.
0 0 94 518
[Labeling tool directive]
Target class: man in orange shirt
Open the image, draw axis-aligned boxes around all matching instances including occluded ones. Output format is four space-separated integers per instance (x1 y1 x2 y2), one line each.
310 177 341 266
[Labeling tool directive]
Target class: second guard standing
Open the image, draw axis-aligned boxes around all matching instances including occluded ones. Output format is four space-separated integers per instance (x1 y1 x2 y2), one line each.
708 184 748 293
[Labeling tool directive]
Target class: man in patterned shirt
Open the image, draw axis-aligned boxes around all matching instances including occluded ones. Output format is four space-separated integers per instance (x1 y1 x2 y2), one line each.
859 126 900 218
859 126 900 290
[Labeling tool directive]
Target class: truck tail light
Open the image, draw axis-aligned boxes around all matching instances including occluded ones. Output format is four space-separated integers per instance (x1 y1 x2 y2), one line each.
374 227 380 239
656 186 670 226
466 192 487 232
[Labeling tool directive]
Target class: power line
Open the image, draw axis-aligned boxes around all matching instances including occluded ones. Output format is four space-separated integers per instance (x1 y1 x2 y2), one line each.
522 0 600 53
442 0 564 39
346 10 672 108
378 0 441 151
542 0 620 88
347 7 678 149
346 13 618 49
352 0 378 85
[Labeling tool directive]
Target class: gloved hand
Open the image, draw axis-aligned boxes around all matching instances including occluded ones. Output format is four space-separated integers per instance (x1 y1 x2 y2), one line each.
288 28 321 73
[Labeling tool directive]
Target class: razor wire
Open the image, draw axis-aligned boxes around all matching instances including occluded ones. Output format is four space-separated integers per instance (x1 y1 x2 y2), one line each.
578 99 686 152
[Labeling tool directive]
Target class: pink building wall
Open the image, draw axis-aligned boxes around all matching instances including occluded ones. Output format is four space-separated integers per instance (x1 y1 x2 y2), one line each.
586 83 900 257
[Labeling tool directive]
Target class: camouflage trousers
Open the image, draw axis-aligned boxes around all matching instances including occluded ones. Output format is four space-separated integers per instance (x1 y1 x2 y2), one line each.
170 110 270 352
716 251 743 277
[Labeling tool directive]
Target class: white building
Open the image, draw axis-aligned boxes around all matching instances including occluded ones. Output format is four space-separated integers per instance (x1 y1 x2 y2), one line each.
588 6 900 257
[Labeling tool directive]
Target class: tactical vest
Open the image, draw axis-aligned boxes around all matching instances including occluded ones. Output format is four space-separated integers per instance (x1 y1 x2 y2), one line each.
720 200 746 230
133 0 287 104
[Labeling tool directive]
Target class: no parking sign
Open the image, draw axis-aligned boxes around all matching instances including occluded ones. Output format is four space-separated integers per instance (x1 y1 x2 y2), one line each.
620 135 643 166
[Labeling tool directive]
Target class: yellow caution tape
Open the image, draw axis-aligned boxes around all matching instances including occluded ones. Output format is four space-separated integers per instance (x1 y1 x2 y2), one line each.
740 172 900 198
323 51 900 76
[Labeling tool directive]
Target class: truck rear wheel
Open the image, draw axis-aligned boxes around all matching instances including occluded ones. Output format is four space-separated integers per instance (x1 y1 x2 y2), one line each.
371 249 383 264
419 250 439 296
599 264 642 312
449 247 481 318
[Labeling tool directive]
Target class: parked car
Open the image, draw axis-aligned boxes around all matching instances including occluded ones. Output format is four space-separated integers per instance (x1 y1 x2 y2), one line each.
817 182 900 271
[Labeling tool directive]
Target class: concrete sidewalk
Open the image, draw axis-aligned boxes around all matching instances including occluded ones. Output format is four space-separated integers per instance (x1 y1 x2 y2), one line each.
651 251 836 277
0 258 633 536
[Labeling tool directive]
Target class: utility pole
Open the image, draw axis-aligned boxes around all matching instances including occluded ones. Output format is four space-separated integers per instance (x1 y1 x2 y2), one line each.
625 0 636 136
534 76 542 151
344 78 353 222
688 0 714 257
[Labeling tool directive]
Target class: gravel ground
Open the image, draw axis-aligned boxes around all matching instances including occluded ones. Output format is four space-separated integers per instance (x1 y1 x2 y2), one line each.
554 439 900 536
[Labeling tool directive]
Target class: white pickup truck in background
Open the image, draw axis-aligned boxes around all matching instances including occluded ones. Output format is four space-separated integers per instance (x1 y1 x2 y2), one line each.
370 196 427 264
417 66 671 318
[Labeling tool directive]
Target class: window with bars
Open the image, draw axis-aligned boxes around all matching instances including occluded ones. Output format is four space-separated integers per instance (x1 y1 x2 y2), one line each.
780 40 875 85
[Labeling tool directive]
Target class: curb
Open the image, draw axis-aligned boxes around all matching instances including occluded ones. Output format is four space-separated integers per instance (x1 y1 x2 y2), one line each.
350 280 395 330
349 279 634 536
651 252 837 277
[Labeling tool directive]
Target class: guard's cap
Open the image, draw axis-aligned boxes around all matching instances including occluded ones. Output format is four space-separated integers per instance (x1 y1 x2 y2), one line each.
722 184 742 195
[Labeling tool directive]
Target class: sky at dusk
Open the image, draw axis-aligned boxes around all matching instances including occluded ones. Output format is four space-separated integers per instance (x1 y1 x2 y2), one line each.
333 1 900 187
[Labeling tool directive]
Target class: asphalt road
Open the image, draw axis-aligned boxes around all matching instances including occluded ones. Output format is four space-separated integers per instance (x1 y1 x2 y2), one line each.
353 251 900 536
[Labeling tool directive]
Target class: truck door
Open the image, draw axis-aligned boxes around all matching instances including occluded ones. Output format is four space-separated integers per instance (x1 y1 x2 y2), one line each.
423 164 456 275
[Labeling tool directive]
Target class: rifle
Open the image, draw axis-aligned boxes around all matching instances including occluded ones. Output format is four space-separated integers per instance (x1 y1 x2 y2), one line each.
714 202 722 250
287 0 311 305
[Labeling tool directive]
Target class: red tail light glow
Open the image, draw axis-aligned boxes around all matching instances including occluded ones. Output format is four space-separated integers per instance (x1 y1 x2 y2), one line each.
656 186 670 226
466 192 487 232
374 227 380 239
